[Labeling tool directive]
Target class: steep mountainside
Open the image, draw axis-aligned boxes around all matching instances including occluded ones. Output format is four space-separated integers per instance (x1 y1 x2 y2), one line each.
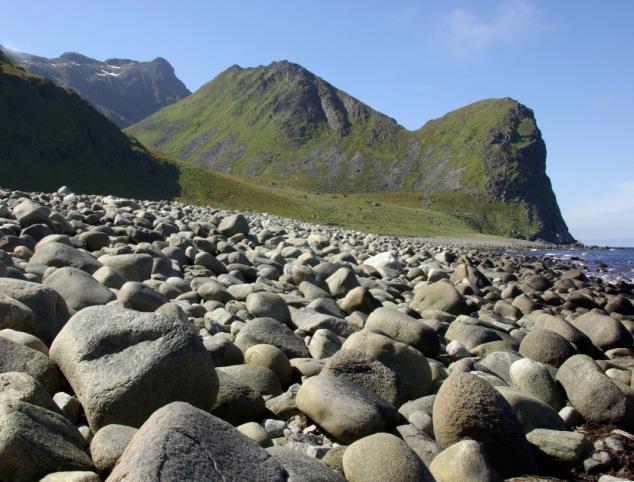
0 50 180 198
0 51 480 238
128 61 406 192
128 61 573 243
3 48 190 127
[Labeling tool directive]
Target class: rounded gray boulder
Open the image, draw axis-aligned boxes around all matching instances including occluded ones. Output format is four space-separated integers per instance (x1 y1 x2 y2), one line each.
43 266 115 312
571 311 633 351
296 375 399 444
89 424 137 474
108 402 286 481
365 306 440 356
433 372 537 477
50 305 218 431
322 348 406 406
519 328 576 367
0 400 93 481
342 330 431 399
246 291 292 324
343 432 434 482
235 317 310 358
0 278 69 344
556 354 633 429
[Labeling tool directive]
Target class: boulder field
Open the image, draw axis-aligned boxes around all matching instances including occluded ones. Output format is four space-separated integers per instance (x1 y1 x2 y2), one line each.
0 187 632 481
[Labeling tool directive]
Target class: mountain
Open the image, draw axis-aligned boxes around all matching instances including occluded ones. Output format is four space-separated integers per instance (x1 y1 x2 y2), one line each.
0 49 180 198
3 47 190 127
0 51 481 239
127 60 574 243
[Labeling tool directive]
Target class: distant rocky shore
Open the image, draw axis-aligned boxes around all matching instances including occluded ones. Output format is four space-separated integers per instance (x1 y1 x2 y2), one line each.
0 187 632 481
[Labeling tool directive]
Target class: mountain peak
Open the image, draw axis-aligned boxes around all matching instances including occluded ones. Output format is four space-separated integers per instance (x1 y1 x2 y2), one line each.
59 52 94 63
127 61 572 242
8 49 190 127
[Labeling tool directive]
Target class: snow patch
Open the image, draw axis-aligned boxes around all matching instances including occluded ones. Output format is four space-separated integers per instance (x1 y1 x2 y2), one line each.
97 69 120 77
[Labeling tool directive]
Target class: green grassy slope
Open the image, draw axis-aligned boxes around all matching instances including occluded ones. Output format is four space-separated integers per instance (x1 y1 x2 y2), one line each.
176 164 476 237
0 51 180 199
127 61 409 192
126 61 574 242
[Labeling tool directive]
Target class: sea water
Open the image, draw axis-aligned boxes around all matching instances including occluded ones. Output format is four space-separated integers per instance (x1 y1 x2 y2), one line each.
506 247 634 282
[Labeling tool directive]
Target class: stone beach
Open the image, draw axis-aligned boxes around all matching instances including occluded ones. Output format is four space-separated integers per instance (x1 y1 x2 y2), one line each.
0 187 632 481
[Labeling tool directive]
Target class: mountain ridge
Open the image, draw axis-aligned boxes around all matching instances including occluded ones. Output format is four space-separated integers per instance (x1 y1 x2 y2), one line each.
127 60 574 243
2 47 191 127
0 51 487 239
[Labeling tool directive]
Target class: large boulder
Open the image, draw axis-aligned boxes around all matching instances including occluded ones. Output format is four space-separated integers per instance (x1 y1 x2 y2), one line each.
90 424 137 475
0 328 49 355
197 279 231 302
31 242 102 274
308 328 344 358
526 428 593 467
267 446 345 482
218 365 283 397
450 264 491 289
117 281 168 311
326 267 360 298
433 372 537 477
556 354 633 429
0 371 59 412
211 370 265 425
322 348 406 406
429 439 502 482
50 305 218 431
0 401 93 482
108 402 287 481
509 358 565 410
13 198 51 227
342 330 432 399
365 307 441 356
235 317 310 358
524 312 595 355
0 278 69 344
43 267 115 312
411 280 470 316
97 253 153 282
0 337 60 392
571 311 633 351
518 328 576 367
218 213 250 236
246 292 292 324
495 386 567 433
343 432 434 482
339 287 381 314
244 344 292 386
296 375 399 443
445 319 502 350
0 293 34 334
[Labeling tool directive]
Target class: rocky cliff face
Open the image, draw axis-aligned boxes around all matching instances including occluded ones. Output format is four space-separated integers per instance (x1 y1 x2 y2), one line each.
127 60 573 243
3 48 190 127
413 99 574 243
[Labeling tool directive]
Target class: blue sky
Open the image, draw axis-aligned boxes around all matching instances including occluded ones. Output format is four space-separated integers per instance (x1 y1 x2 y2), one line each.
2 1 633 245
